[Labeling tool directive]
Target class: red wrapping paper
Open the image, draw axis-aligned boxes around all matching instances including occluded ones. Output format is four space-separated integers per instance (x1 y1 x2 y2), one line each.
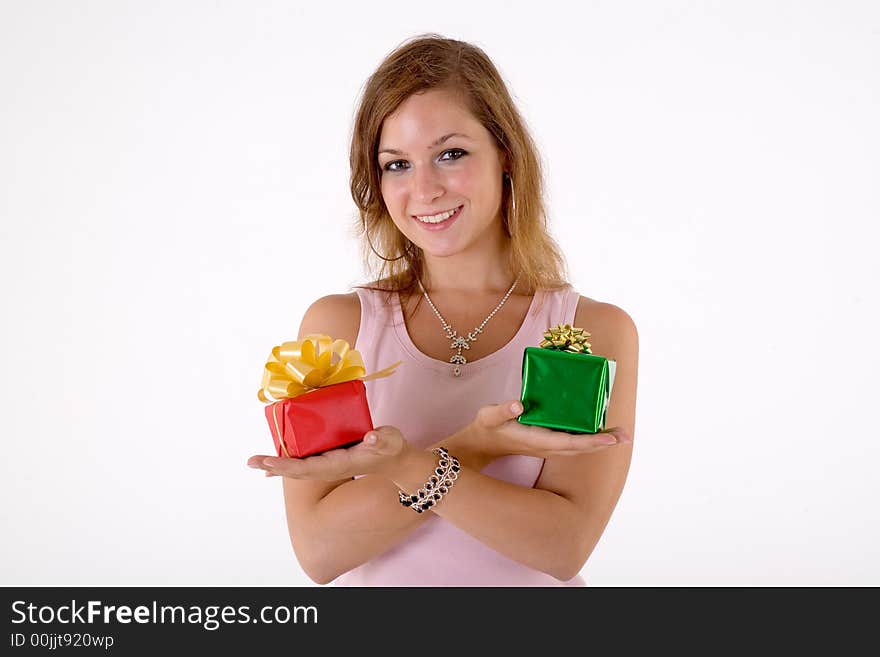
264 379 374 458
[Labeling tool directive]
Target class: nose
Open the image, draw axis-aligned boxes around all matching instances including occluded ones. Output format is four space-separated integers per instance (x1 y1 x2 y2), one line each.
411 163 444 206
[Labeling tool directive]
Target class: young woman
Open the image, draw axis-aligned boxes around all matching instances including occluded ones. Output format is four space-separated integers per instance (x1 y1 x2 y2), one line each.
247 34 638 586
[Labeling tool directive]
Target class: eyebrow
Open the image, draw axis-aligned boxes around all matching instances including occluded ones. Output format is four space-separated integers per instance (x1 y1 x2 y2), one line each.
378 133 472 156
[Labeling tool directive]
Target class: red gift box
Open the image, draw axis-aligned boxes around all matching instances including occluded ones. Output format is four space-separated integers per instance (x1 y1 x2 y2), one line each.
258 334 400 460
265 379 374 458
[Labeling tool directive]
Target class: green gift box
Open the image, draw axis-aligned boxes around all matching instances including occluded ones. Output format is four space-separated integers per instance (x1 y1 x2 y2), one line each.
517 324 617 434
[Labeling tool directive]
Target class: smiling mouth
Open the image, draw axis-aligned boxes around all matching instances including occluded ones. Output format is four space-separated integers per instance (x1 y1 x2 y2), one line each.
412 205 464 224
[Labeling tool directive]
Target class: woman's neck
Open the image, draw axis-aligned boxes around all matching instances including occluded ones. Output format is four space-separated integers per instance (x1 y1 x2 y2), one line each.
418 232 515 296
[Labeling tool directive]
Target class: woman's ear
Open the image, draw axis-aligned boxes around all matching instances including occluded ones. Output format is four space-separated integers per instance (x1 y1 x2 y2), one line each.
498 149 511 175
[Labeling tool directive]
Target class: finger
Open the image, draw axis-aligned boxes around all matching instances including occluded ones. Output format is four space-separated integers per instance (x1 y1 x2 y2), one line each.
348 431 382 456
478 400 524 428
586 429 633 449
540 429 623 452
599 427 634 444
303 448 354 473
263 451 346 478
557 433 614 452
357 426 402 456
545 442 618 457
360 427 391 449
260 456 306 477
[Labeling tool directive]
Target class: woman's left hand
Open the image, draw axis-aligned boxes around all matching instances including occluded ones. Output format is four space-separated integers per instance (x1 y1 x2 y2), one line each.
246 426 410 480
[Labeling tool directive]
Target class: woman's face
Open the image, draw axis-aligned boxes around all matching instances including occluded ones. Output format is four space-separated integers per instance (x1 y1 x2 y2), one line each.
377 88 507 259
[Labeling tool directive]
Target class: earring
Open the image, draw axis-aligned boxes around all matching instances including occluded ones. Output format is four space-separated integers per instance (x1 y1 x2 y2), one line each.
366 226 408 261
504 172 517 234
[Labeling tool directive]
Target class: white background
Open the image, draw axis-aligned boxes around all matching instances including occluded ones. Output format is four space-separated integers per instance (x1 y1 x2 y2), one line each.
2 1 878 586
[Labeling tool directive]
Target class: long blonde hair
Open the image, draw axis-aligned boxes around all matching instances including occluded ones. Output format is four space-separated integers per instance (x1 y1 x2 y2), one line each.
350 33 570 309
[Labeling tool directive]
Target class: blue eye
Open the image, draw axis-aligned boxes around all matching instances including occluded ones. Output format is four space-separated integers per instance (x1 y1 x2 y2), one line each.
382 148 467 173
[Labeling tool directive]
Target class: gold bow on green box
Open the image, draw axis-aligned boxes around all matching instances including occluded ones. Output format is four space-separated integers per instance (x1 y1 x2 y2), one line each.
538 323 592 353
517 323 617 434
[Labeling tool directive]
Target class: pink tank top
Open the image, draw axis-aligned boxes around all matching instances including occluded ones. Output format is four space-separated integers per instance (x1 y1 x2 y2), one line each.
333 283 586 587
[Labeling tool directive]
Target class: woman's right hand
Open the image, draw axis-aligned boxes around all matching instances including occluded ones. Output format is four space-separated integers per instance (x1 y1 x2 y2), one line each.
465 399 633 460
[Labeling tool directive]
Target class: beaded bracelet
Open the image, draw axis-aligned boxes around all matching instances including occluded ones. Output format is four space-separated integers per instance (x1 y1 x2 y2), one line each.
398 446 460 513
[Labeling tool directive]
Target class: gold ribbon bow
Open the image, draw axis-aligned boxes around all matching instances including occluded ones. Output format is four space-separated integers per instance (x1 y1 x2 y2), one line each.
539 323 592 354
257 334 401 403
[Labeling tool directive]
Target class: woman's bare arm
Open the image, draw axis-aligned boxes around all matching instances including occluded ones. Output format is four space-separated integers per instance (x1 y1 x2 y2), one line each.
279 294 637 584
279 293 493 584
388 300 638 581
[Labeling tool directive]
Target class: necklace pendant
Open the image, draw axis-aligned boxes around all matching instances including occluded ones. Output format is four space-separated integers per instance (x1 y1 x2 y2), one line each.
450 335 470 350
418 273 520 381
450 353 466 377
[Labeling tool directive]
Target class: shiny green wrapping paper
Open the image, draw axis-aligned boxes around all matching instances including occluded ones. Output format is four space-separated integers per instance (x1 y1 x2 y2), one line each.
517 346 616 434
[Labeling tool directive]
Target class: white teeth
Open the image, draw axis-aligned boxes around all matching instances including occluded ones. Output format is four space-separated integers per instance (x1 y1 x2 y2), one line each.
416 206 459 223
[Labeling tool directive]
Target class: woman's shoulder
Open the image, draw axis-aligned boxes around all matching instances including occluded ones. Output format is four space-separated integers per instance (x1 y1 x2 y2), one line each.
297 291 362 346
572 293 638 354
297 280 397 345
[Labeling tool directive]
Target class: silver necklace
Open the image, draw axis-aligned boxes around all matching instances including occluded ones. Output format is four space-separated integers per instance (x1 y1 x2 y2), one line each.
417 275 520 377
